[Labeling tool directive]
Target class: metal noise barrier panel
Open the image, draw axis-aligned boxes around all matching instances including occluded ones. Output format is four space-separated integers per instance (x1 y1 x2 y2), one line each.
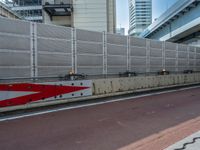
106 33 128 74
36 23 73 77
0 17 31 78
130 37 147 73
75 29 104 75
0 16 199 79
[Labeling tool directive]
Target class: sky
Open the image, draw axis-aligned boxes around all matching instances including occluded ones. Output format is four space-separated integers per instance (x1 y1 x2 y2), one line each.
116 0 179 34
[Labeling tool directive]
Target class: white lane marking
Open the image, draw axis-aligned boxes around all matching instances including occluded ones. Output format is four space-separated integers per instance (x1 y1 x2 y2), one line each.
0 85 200 122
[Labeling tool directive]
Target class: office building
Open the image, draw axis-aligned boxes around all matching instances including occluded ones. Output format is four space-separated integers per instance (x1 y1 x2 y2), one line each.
6 0 42 22
116 27 125 35
128 0 152 36
43 0 116 33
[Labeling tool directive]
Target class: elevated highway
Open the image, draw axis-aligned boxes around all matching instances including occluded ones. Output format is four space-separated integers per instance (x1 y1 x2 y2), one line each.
140 0 200 46
0 1 20 19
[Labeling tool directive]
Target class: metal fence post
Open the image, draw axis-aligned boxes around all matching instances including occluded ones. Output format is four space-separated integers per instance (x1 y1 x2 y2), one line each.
194 47 197 72
72 28 77 74
187 46 190 70
30 22 38 78
127 36 131 71
146 39 150 73
103 31 107 75
175 44 179 72
162 41 166 70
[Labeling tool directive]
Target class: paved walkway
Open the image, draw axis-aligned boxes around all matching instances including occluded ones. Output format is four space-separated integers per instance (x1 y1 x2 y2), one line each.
165 131 200 150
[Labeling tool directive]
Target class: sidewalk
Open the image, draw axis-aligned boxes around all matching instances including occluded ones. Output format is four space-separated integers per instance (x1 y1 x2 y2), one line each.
165 131 200 150
118 117 200 150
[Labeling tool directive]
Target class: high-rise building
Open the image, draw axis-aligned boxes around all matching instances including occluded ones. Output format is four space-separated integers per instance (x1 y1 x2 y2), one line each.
5 0 116 33
43 0 116 33
6 0 43 22
116 28 125 35
128 0 152 36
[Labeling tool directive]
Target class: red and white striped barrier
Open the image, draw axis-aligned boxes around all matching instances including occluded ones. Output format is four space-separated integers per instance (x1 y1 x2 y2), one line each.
0 80 92 108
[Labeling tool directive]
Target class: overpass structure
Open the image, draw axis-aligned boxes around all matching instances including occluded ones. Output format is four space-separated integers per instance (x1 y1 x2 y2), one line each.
0 1 20 19
140 0 200 47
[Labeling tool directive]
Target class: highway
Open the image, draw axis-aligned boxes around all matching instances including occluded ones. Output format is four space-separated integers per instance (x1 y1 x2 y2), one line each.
1 87 200 150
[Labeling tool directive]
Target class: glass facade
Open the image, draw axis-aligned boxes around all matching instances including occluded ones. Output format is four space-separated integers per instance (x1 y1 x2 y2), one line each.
12 0 42 6
129 0 152 36
15 9 42 21
7 0 42 22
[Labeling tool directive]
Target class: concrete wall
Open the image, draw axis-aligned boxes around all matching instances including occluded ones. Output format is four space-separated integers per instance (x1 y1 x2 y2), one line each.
51 16 72 27
92 73 200 95
73 0 107 32
43 0 72 26
107 0 116 33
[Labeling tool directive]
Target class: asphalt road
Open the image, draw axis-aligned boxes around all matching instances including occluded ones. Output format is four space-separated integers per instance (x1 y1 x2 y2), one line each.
1 87 200 150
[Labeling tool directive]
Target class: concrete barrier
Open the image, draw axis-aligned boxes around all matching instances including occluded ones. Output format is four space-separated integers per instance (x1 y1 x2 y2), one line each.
92 73 200 95
0 73 200 113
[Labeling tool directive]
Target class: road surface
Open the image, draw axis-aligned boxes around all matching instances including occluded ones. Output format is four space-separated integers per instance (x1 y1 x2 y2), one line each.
1 87 200 150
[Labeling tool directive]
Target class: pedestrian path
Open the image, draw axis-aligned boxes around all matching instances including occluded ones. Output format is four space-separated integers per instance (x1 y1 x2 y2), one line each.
165 131 200 150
